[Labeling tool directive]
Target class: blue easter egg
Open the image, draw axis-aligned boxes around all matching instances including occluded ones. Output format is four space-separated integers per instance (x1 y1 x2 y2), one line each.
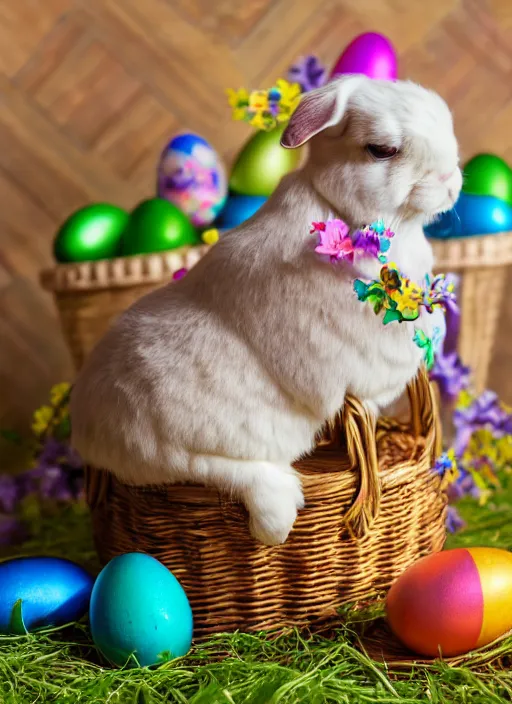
216 194 267 229
89 553 193 667
157 133 227 227
426 192 512 239
0 557 94 634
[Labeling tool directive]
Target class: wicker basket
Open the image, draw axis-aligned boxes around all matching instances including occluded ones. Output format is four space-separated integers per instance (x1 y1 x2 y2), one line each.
85 368 445 637
431 231 512 393
42 246 446 636
40 246 210 369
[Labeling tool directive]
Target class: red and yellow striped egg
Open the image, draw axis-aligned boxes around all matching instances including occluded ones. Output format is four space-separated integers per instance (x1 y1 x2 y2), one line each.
386 547 512 657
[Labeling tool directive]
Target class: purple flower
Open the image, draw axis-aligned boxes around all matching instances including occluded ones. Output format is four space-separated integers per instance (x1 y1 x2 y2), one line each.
287 55 327 93
446 505 466 533
16 437 84 504
430 351 470 401
0 475 21 513
447 468 481 503
353 230 381 259
38 437 83 470
454 391 512 455
433 451 456 479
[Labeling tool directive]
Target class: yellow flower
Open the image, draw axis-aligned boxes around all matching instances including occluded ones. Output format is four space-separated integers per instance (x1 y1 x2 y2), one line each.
202 228 219 245
496 435 512 467
275 79 301 113
54 405 70 427
249 111 271 131
32 405 54 437
456 389 474 410
226 88 249 121
389 280 423 320
248 90 270 114
50 382 71 407
439 449 460 489
468 469 493 506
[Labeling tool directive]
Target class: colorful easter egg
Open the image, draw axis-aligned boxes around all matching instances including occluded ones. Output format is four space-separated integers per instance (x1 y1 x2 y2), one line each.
89 553 193 667
425 192 512 239
120 198 199 256
387 547 512 657
54 204 129 263
463 154 512 206
157 133 227 227
330 32 398 80
229 124 302 197
216 194 267 229
0 557 94 634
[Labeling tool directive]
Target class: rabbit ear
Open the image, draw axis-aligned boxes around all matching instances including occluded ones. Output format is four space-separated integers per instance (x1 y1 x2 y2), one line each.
280 76 363 149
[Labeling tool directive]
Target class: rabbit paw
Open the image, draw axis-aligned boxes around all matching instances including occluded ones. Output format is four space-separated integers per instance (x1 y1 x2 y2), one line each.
244 467 305 546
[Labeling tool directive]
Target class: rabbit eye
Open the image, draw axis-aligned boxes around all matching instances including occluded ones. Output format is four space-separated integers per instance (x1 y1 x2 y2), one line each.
367 144 398 160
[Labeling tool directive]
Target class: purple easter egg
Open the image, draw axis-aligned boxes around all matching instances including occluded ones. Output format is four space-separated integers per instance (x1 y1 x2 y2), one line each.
329 32 398 80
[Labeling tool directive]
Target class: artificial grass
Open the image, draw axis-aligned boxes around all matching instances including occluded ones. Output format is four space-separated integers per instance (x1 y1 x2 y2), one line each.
1 489 512 704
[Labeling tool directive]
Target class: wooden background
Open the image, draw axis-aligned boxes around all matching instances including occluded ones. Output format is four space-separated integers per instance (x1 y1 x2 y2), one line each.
1 0 512 441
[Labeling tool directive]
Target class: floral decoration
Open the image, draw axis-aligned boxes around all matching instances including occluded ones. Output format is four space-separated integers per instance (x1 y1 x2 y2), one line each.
287 55 328 93
227 79 301 131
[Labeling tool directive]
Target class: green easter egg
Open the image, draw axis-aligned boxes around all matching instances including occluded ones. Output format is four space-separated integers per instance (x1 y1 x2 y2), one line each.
229 124 302 197
463 154 512 206
54 204 129 263
121 198 199 256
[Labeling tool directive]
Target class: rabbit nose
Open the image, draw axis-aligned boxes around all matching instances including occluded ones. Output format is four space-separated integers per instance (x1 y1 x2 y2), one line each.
439 170 455 183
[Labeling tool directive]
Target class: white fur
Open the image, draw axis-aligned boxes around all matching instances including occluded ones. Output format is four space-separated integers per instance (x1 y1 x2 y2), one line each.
70 77 462 545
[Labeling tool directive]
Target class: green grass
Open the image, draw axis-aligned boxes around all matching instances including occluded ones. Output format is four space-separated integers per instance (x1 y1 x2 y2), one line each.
1 489 512 704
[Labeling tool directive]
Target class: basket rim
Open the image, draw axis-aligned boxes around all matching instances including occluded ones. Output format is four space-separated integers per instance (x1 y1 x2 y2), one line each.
41 230 512 293
430 230 512 269
39 244 211 293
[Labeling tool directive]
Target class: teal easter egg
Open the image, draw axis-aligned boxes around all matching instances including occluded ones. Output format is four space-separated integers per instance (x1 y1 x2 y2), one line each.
229 124 302 197
120 198 199 256
0 557 94 634
157 133 227 227
54 204 129 263
89 553 193 667
462 154 512 206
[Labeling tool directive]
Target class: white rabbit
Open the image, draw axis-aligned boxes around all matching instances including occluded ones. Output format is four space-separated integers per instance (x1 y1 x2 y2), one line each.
70 76 462 546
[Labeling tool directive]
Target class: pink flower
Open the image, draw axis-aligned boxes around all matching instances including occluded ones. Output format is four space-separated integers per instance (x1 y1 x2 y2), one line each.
313 219 354 262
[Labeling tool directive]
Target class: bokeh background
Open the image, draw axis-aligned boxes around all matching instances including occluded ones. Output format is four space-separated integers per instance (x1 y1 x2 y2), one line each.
1 0 511 443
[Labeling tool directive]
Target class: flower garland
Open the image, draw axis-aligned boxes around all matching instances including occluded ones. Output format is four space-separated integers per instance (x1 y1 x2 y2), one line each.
310 215 512 536
226 78 301 131
311 218 455 370
312 218 394 264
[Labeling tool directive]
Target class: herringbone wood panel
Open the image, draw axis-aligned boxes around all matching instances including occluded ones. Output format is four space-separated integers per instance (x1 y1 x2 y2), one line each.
1 0 512 434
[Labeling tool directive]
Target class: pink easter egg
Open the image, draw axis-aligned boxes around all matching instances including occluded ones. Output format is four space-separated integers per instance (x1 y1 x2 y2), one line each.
330 32 398 80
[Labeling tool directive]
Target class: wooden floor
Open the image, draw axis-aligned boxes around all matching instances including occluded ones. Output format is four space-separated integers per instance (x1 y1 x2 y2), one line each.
1 0 512 437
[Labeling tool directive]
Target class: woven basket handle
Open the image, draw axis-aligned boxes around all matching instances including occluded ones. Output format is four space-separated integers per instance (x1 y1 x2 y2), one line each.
342 366 440 537
408 366 442 463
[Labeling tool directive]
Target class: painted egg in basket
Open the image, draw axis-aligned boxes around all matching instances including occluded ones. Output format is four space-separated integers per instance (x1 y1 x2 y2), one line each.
157 133 227 227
